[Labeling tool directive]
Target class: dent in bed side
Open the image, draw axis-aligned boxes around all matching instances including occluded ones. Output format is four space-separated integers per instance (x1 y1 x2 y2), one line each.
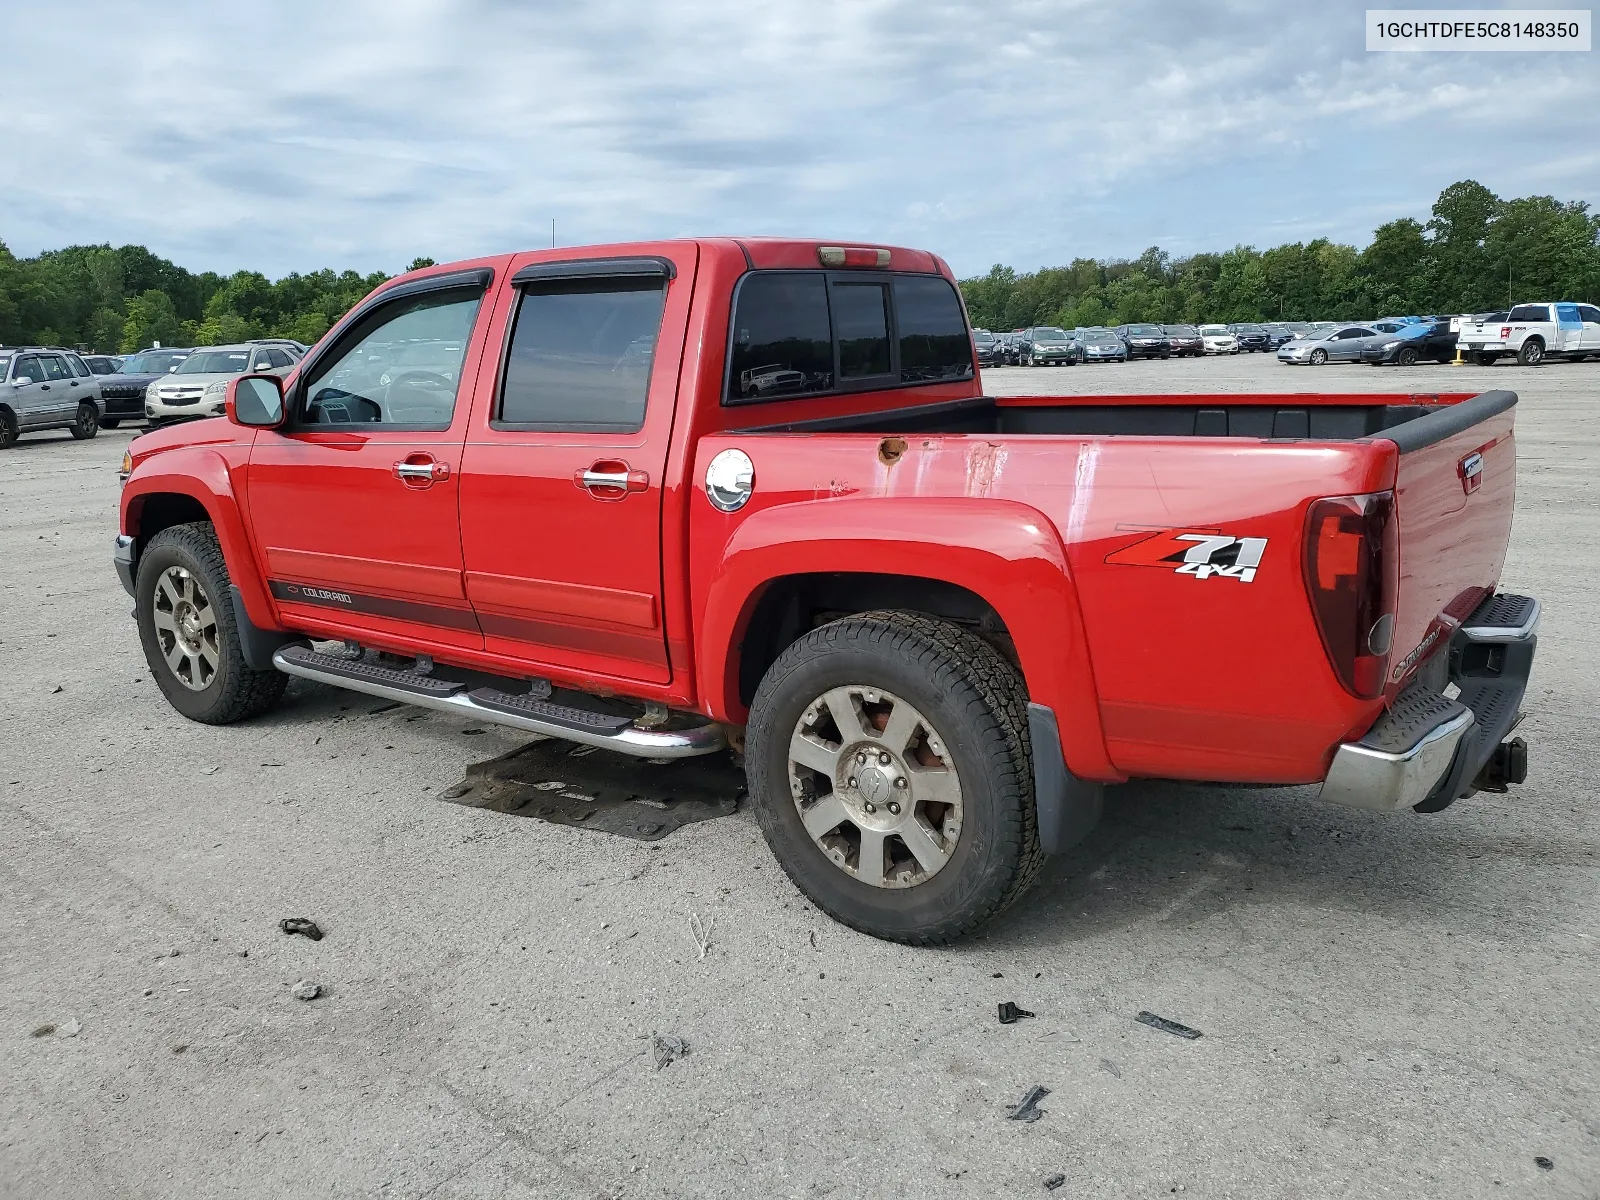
120 447 280 633
696 496 1122 783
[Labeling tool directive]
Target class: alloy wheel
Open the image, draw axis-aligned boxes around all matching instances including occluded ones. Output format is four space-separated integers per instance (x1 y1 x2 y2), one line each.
151 565 221 690
787 685 963 889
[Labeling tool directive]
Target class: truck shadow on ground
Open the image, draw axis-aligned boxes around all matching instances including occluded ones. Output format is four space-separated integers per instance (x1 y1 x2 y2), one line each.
987 778 1579 950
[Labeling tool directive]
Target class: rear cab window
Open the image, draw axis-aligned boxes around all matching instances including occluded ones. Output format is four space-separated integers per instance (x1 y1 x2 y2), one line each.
725 269 971 404
1507 305 1550 322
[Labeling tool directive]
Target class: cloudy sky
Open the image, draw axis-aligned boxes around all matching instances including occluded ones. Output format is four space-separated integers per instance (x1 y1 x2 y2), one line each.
4 0 1596 278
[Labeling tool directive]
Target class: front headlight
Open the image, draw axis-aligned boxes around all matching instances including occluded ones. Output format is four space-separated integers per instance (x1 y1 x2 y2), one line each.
1383 340 1401 349
120 450 133 476
205 380 228 397
145 383 160 399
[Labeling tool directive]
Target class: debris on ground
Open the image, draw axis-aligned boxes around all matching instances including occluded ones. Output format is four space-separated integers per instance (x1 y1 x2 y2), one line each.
31 1024 55 1038
368 702 403 715
652 1033 688 1070
279 917 325 941
58 1018 81 1038
1535 1156 1554 1171
290 980 322 1001
1099 1059 1122 1078
1136 1011 1202 1039
689 912 714 960
155 948 181 960
997 1001 1035 1025
1008 1084 1050 1122
1044 1174 1067 1191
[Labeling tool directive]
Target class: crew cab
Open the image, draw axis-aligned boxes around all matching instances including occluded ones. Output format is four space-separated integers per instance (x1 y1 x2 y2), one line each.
1456 301 1600 365
114 238 1539 944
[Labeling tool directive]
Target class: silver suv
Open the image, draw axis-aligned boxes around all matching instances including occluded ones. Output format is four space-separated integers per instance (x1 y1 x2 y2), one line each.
0 347 106 447
145 342 301 426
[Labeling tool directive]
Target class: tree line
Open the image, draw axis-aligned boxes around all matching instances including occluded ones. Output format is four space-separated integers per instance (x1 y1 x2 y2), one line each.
2 179 1596 352
0 241 436 353
959 180 1600 332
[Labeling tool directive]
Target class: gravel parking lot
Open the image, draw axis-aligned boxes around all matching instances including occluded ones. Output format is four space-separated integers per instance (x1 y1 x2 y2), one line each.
3 353 1596 1198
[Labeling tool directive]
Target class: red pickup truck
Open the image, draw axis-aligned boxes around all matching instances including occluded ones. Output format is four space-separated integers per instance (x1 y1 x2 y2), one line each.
116 238 1538 943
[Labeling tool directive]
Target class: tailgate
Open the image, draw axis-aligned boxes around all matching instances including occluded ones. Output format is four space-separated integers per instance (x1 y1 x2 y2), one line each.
1384 389 1518 692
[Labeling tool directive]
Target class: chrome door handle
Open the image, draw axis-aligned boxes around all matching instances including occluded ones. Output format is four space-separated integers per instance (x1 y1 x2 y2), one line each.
580 470 630 489
396 463 434 479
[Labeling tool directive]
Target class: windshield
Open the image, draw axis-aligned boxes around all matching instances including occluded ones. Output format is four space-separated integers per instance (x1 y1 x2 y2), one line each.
1126 324 1162 336
121 351 189 374
1032 328 1068 342
973 332 996 346
1199 325 1228 335
1164 326 1198 336
177 350 252 375
1084 333 1120 344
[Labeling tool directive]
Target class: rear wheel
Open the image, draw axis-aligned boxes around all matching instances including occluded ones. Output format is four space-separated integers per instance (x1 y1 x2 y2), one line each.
1476 352 1498 366
69 402 99 440
99 417 122 429
135 523 288 724
1518 339 1544 366
746 611 1043 944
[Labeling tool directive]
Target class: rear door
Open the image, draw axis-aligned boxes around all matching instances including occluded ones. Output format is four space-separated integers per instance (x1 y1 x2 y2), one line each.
1579 305 1600 352
38 354 79 420
244 269 499 651
457 246 696 685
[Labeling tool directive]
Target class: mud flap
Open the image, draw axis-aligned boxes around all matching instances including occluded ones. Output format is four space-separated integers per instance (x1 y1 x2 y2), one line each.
229 584 307 670
1027 702 1104 854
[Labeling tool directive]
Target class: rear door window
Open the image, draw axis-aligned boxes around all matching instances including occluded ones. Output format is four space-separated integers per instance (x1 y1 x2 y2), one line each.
496 278 667 432
66 354 92 378
728 274 834 401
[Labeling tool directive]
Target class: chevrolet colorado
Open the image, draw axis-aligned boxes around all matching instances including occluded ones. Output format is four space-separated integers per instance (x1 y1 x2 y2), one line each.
115 238 1538 943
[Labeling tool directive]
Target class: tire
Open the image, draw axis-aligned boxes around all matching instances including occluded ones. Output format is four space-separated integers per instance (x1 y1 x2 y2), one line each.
99 418 121 429
1397 347 1419 367
1518 339 1544 366
745 610 1043 945
1477 352 1498 366
1309 348 1328 365
0 408 16 449
135 523 288 724
68 402 100 440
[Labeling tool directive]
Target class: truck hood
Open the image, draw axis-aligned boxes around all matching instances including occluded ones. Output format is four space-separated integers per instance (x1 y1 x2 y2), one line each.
128 414 244 463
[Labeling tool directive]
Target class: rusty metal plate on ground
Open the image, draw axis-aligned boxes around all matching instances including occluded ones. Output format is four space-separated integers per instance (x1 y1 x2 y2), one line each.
441 740 744 841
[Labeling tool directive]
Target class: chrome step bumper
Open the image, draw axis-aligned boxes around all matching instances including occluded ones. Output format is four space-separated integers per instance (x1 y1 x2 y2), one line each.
272 645 725 759
1320 592 1538 813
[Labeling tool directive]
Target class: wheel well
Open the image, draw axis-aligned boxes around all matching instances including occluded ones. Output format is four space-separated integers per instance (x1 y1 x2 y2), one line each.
736 572 1018 706
132 493 212 551
0 403 14 426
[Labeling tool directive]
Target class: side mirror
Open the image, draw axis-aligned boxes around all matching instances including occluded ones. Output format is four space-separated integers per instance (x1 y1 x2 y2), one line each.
227 374 287 428
14 376 33 386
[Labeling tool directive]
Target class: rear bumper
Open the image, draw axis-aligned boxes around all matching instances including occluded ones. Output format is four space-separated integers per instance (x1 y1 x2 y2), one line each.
1320 594 1538 813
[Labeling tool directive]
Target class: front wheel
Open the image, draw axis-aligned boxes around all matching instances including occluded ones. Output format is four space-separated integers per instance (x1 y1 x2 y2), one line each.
135 523 288 724
1309 348 1328 365
0 410 16 449
69 402 99 440
746 611 1043 944
1397 347 1419 366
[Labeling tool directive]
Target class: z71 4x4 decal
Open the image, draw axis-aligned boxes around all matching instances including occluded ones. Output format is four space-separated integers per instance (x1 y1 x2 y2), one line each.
1105 528 1269 583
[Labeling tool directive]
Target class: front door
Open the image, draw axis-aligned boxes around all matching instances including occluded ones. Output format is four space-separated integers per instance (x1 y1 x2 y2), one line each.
245 272 499 652
8 354 48 427
457 245 696 686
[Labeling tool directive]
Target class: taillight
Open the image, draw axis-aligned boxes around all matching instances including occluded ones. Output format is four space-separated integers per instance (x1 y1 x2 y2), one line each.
1303 492 1398 698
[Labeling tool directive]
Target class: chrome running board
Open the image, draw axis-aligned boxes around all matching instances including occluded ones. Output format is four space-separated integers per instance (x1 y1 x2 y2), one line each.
272 645 725 759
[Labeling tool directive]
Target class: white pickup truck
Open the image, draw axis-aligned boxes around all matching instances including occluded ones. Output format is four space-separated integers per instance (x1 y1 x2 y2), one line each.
1455 301 1600 365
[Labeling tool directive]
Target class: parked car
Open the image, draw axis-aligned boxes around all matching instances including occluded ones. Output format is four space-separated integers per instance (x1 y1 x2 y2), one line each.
1077 329 1127 362
81 354 124 376
1361 319 1459 366
996 332 1023 365
1228 323 1271 352
1114 324 1170 360
0 347 105 446
1198 324 1239 354
1260 324 1295 348
1455 302 1600 365
972 329 1004 368
115 236 1536 945
1162 325 1204 356
1016 326 1083 366
1277 325 1379 365
145 343 301 426
98 347 193 427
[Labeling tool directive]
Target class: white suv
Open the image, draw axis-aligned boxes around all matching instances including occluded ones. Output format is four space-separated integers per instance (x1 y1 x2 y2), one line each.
145 343 301 426
1456 302 1600 366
